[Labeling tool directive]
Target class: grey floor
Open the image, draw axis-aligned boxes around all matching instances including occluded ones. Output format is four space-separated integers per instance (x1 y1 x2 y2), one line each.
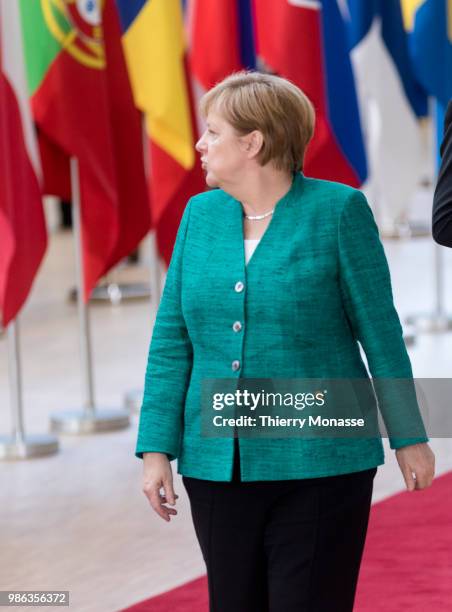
1 191 452 612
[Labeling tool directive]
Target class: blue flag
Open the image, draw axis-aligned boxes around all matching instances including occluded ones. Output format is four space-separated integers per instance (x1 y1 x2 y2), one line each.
348 0 428 117
402 0 452 106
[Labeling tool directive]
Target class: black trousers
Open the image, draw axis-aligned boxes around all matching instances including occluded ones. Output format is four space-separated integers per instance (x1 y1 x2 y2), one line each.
182 439 377 612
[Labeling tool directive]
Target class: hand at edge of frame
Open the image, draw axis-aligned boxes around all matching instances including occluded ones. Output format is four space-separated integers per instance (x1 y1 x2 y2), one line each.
395 443 435 491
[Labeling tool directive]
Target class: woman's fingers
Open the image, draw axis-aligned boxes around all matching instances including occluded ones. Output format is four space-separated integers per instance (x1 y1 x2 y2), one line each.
142 454 179 521
396 443 435 492
163 477 176 506
414 466 434 490
143 481 178 521
413 447 435 490
149 486 178 521
401 464 416 492
159 494 179 504
147 484 169 521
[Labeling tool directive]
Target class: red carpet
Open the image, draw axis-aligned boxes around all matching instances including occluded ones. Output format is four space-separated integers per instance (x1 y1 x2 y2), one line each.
354 470 452 611
121 471 452 611
120 576 208 612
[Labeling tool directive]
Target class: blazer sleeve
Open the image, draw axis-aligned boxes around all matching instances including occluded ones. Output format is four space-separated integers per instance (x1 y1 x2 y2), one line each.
432 100 452 247
338 191 429 450
135 199 194 461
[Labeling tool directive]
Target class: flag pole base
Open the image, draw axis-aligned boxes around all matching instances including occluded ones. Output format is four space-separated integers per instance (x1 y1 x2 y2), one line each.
405 313 452 333
91 282 151 304
124 389 143 413
402 324 417 347
0 434 59 460
68 282 151 305
381 220 431 240
50 408 130 434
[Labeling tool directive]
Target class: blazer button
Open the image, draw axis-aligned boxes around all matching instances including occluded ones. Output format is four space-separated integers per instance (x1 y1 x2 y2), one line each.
232 321 242 332
234 281 244 292
231 360 241 371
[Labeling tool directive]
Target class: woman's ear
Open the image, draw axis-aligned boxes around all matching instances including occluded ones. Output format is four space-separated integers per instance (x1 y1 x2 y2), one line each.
240 130 264 158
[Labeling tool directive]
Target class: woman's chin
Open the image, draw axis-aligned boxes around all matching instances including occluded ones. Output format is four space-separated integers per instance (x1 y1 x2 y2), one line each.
205 172 219 188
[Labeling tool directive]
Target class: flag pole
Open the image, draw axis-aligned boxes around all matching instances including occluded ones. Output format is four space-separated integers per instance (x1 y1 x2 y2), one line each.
433 243 450 322
72 156 95 412
0 317 59 460
366 150 416 346
49 158 130 433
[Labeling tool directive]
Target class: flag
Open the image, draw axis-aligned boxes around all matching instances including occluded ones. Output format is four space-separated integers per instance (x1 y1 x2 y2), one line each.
102 0 150 272
253 0 367 187
187 0 256 90
401 0 452 106
346 0 428 231
19 0 150 300
0 0 47 327
116 0 205 265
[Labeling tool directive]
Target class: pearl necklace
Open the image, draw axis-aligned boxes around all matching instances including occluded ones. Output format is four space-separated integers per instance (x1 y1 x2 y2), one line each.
243 208 275 220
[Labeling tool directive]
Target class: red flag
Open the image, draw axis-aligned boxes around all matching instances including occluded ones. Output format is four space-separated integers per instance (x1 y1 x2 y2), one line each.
188 0 244 89
102 0 150 273
0 0 47 327
20 0 150 300
253 0 365 186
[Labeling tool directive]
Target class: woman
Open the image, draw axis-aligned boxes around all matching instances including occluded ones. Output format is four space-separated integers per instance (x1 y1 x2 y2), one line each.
136 71 435 612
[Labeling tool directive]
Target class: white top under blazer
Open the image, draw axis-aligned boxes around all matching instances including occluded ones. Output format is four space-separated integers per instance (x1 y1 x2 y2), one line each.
244 238 260 265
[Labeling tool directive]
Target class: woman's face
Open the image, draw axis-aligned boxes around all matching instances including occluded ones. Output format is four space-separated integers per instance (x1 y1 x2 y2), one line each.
196 109 250 189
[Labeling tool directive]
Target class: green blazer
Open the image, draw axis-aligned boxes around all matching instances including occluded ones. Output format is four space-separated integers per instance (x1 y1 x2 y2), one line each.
135 172 428 481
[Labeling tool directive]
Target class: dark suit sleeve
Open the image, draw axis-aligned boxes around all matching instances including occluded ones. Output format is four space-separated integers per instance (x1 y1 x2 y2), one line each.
432 100 452 247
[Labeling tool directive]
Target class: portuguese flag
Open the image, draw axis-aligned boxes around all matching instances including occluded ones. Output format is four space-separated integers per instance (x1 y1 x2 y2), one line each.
19 0 150 300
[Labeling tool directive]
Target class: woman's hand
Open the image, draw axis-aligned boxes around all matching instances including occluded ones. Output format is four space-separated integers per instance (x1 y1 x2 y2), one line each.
142 452 179 522
395 443 435 491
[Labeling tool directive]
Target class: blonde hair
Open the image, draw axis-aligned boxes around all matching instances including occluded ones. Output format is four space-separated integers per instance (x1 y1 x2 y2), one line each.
199 71 315 173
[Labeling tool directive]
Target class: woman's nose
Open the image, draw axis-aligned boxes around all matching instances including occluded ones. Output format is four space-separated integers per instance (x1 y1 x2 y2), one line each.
195 134 206 153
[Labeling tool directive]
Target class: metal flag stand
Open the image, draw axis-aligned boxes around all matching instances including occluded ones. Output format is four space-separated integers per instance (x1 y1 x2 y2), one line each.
50 158 130 434
88 275 150 304
402 323 416 347
405 242 452 332
405 100 452 333
380 187 432 240
0 318 59 459
366 178 417 347
68 265 151 305
381 219 431 240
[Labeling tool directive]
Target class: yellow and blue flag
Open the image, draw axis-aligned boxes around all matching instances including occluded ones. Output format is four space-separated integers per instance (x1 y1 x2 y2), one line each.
401 0 452 106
